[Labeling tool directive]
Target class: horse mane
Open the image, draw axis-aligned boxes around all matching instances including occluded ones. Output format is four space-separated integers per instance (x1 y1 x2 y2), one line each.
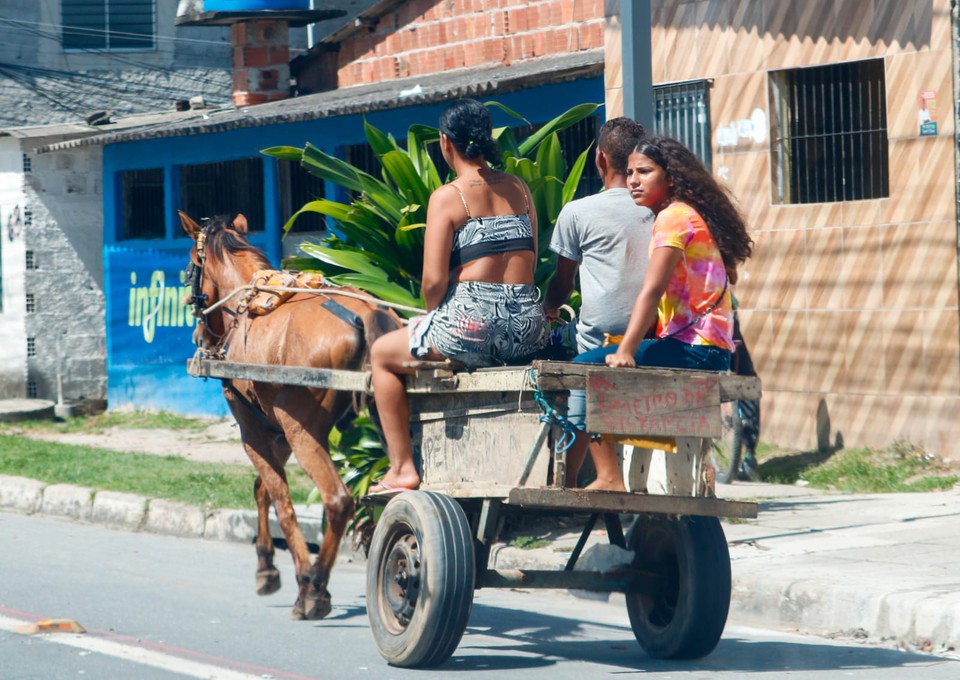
204 215 272 270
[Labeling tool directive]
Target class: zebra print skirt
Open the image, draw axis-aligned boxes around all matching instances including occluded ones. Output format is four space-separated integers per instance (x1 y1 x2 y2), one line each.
409 281 547 368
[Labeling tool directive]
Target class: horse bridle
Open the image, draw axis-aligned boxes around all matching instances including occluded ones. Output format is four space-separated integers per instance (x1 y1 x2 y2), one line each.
184 225 209 319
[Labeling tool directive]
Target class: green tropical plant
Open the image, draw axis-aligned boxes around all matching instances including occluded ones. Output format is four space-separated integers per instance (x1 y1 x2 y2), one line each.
262 101 600 312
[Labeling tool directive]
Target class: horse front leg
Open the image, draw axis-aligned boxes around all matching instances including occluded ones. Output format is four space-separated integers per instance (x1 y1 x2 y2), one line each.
241 434 315 620
278 408 354 621
253 475 281 596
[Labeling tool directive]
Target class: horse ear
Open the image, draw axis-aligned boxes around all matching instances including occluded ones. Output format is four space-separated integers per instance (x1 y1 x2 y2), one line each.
233 214 248 234
179 210 201 240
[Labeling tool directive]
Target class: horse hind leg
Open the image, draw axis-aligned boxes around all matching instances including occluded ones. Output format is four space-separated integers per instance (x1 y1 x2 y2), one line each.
253 475 282 596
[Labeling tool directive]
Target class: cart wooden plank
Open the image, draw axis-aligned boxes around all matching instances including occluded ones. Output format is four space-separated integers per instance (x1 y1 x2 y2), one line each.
585 369 722 438
187 358 371 392
507 487 757 519
534 360 761 402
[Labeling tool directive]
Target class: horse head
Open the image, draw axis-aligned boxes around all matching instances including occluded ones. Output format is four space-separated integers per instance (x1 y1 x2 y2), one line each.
179 210 268 350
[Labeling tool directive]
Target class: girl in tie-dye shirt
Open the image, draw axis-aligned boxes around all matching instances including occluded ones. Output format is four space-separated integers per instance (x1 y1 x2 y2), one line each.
572 135 754 490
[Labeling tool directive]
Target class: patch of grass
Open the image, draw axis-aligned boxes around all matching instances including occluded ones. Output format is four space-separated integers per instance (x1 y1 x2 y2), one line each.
759 444 959 493
0 410 213 435
509 535 551 550
0 434 315 509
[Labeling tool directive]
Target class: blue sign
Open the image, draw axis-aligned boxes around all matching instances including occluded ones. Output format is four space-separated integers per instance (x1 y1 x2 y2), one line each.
105 245 228 416
920 121 938 136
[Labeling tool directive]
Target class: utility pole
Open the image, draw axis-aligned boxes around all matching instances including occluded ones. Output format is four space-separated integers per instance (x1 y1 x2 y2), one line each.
620 0 654 127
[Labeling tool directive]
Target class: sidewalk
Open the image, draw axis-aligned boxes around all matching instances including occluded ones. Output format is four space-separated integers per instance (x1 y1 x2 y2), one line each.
1 472 957 655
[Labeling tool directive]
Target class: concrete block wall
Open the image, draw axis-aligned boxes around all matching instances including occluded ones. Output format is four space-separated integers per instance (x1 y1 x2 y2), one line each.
334 0 607 86
22 140 106 408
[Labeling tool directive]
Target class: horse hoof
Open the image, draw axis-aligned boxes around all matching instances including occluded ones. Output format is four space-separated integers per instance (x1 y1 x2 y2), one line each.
256 568 281 596
303 589 332 620
291 601 306 621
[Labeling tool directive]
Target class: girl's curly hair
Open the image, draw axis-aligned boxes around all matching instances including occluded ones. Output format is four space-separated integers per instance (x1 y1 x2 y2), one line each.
635 135 753 269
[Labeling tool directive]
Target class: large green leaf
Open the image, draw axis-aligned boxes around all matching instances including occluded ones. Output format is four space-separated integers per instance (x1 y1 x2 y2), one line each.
327 273 424 311
261 146 304 161
562 144 594 206
536 134 565 224
380 150 432 208
407 124 442 188
299 243 390 280
493 127 521 159
485 101 532 125
517 103 601 158
301 143 368 193
364 119 397 156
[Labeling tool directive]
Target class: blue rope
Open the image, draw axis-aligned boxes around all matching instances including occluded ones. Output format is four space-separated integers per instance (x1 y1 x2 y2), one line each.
528 367 578 454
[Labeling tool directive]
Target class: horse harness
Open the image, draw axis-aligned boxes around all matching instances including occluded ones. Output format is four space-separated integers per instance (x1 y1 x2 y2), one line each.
185 218 367 431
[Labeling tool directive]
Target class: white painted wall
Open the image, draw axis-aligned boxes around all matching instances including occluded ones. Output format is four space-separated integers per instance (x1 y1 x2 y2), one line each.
0 137 27 398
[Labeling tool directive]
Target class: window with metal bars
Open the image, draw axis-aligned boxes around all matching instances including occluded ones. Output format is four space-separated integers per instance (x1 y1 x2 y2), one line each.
770 59 889 204
27 380 38 398
278 160 326 233
653 80 712 169
180 158 265 232
26 294 35 313
121 168 164 240
27 338 36 357
22 153 31 174
25 251 37 270
62 0 156 51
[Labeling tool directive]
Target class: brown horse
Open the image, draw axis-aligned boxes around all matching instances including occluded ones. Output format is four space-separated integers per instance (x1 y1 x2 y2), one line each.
180 211 400 620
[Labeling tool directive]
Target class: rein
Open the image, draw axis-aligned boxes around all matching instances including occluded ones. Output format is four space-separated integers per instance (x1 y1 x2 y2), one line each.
201 284 424 318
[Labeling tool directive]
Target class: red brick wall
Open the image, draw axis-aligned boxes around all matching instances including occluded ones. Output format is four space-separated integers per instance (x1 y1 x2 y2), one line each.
335 0 605 87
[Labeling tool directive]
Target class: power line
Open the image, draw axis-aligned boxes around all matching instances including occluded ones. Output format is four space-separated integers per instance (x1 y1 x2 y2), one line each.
0 61 230 103
0 65 89 118
0 17 234 91
0 16 233 47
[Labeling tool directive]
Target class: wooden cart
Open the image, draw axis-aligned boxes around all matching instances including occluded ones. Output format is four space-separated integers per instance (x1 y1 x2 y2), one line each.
188 358 760 667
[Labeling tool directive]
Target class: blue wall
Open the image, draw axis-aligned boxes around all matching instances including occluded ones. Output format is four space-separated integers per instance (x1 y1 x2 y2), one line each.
102 77 603 416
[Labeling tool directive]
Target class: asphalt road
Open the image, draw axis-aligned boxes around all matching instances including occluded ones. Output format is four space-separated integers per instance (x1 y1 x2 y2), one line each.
1 512 958 679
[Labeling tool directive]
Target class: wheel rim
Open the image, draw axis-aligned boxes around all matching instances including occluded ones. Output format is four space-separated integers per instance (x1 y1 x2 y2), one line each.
377 525 422 634
638 529 680 630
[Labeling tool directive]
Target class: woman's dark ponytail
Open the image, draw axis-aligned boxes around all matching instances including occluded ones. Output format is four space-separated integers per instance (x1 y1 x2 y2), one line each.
439 99 501 164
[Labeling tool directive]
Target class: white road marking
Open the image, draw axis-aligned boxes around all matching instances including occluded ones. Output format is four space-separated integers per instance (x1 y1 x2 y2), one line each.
0 614 271 680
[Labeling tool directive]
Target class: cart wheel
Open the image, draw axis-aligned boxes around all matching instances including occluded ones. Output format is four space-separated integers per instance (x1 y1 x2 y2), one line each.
366 491 475 668
712 401 744 484
625 514 730 659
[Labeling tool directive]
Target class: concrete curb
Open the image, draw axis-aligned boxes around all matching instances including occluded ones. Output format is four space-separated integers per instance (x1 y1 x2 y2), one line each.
0 475 324 545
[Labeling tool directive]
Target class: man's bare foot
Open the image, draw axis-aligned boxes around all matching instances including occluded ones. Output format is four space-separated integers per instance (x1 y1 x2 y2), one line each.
583 479 627 492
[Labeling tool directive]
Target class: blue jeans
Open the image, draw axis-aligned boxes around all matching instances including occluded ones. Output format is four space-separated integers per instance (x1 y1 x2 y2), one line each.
565 338 732 431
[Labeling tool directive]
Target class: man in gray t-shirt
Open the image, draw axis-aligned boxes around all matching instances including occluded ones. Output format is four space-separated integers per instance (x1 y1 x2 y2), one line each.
543 117 651 490
544 118 653 351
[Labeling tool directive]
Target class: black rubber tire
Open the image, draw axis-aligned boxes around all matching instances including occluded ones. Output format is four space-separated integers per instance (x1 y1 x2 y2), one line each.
625 514 731 659
366 491 475 668
712 401 744 484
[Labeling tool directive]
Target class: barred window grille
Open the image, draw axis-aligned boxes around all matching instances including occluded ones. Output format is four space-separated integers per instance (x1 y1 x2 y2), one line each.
22 153 31 174
27 338 36 357
62 0 156 51
23 209 32 227
770 59 889 204
653 80 712 169
121 168 164 240
27 380 38 398
180 158 265 232
26 294 35 313
278 160 326 233
25 251 37 270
